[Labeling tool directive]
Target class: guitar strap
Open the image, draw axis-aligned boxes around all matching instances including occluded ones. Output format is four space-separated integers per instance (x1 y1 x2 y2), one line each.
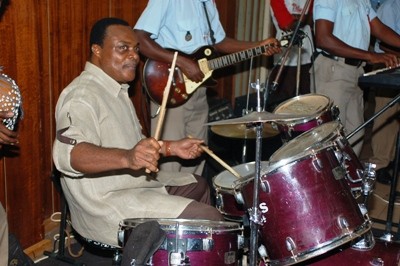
202 2 216 45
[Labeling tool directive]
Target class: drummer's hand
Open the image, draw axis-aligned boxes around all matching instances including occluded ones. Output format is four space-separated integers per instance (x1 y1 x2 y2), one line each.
128 137 161 173
163 138 204 159
0 111 18 148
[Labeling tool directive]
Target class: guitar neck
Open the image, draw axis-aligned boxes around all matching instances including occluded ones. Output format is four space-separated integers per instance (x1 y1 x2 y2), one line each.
207 44 272 71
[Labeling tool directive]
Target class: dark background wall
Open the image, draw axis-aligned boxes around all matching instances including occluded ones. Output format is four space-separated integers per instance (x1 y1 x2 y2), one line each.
0 0 238 249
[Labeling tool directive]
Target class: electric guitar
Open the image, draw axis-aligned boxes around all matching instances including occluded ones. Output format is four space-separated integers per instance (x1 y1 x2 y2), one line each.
143 40 289 108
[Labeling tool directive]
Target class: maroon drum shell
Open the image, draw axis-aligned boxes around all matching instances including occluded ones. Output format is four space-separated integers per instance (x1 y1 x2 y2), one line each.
240 147 368 263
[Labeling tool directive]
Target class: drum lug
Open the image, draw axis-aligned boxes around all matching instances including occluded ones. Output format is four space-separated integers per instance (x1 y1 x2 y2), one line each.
370 257 384 266
260 178 270 193
285 237 298 259
234 191 244 205
312 155 323 171
331 105 340 120
237 234 245 250
215 191 224 212
288 125 294 138
337 215 350 232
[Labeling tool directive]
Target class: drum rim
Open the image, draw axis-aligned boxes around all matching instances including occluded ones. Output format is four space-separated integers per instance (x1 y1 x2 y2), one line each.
273 93 333 124
120 218 242 231
269 121 342 163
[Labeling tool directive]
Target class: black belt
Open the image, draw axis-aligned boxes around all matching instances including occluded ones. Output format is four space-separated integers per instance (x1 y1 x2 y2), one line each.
320 51 364 67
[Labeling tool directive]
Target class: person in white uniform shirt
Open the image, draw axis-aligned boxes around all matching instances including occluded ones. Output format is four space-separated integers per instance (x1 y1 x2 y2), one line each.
368 0 400 184
134 0 281 175
311 0 400 156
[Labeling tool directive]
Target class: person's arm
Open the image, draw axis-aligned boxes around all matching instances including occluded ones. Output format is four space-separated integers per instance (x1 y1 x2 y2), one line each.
314 19 398 67
371 18 400 53
70 138 162 174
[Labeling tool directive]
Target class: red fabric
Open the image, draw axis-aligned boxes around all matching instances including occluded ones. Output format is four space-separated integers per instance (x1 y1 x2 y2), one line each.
271 0 295 30
271 0 314 30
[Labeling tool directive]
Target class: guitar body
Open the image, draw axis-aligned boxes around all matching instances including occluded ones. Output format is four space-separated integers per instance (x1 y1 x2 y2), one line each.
143 46 218 108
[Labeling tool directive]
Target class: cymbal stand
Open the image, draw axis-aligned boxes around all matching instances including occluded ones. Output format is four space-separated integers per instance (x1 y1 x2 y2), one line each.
295 43 302 96
271 0 312 92
249 80 266 266
241 58 255 163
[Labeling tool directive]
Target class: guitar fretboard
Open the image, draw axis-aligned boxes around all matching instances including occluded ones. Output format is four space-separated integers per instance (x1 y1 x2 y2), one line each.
208 44 272 70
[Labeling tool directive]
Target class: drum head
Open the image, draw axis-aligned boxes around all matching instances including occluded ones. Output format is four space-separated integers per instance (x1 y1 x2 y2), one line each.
273 94 331 116
213 162 255 189
269 121 341 164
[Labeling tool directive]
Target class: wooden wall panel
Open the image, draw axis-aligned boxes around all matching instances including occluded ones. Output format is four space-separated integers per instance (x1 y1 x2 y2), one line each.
0 0 235 249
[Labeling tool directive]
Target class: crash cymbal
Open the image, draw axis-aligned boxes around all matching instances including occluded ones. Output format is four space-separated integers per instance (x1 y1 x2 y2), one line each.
211 123 279 139
206 111 307 126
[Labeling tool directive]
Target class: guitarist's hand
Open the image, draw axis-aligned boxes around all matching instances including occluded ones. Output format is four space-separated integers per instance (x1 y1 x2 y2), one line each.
260 38 282 56
163 138 204 160
178 56 205 83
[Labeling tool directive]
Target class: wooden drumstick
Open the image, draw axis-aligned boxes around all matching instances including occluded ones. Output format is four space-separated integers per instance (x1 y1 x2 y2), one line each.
153 51 178 141
147 52 178 174
188 135 242 179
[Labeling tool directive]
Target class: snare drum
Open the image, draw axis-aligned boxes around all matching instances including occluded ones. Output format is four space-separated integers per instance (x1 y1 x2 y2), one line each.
0 73 23 130
212 162 255 221
272 94 338 141
118 219 243 266
236 139 370 264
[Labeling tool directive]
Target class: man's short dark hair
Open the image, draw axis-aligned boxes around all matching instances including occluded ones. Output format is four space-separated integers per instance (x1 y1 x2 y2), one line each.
89 17 130 47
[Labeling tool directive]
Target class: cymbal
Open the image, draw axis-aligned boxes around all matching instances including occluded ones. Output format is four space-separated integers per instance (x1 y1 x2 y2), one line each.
211 123 279 139
206 111 307 126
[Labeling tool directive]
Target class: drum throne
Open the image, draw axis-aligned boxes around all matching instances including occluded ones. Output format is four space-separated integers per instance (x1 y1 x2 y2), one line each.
43 169 122 265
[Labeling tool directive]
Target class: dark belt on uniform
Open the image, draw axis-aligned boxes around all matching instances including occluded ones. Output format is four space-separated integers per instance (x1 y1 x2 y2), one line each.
320 51 364 68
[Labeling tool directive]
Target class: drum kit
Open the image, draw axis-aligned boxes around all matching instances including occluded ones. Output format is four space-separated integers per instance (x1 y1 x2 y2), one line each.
116 3 400 262
116 92 400 265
